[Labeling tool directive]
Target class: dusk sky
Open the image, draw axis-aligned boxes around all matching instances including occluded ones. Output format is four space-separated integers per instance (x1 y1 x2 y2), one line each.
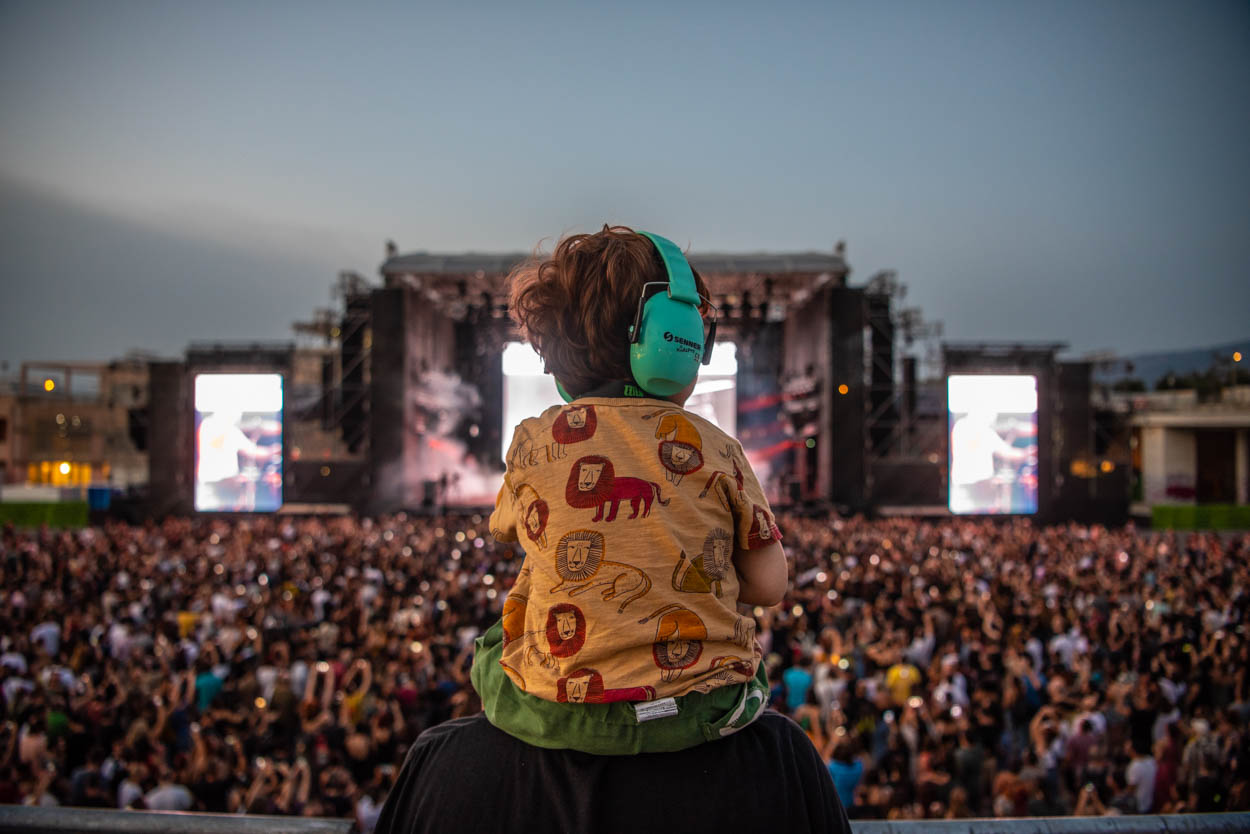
2 0 1247 368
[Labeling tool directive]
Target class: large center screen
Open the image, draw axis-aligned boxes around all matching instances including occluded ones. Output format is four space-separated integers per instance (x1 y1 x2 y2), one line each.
500 341 739 462
496 342 739 504
195 373 283 512
947 374 1038 515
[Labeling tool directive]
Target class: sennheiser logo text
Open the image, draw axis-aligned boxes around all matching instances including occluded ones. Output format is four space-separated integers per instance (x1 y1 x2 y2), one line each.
663 332 701 350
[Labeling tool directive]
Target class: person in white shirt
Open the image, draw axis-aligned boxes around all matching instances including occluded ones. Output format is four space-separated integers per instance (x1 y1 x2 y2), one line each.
0 651 29 675
107 621 131 661
357 793 384 833
117 766 145 809
949 411 1032 513
196 410 275 511
933 654 970 710
2 675 35 707
1125 747 1158 813
1048 631 1077 670
30 622 61 657
144 765 193 812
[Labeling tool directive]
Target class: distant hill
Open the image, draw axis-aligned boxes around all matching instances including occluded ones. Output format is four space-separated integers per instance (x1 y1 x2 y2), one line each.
1091 340 1248 388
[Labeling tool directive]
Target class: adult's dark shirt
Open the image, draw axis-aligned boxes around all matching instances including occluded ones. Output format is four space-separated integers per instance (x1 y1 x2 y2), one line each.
375 711 849 834
190 775 231 813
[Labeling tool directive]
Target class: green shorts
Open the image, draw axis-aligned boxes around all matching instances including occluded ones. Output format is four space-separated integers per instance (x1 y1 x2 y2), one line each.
470 618 769 756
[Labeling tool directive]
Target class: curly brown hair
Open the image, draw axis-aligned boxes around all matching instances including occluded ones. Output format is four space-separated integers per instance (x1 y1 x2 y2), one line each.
508 225 710 396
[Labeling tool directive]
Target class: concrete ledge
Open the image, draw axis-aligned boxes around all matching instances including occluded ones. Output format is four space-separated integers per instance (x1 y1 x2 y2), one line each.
0 806 352 834
853 814 1250 834
2 805 1247 833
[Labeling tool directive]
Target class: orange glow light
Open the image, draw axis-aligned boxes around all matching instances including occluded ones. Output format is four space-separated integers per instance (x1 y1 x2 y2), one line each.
43 379 55 392
837 384 849 395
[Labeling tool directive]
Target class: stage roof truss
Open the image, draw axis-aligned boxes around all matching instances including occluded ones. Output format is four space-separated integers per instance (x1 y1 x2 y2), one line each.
379 249 851 324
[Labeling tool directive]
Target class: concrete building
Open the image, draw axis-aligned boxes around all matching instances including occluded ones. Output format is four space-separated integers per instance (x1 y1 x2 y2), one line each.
2 359 149 492
0 388 15 486
1127 385 1250 511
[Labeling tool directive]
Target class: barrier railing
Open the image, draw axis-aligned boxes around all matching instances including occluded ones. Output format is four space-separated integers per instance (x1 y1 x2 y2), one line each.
852 815 1250 833
0 806 351 834
1 806 1247 833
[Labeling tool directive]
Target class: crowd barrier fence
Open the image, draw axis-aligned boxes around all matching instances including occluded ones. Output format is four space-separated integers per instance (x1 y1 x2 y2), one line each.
0 806 351 834
1 806 1249 834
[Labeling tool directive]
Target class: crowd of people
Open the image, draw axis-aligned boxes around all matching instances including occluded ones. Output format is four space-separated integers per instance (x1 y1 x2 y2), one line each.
769 516 1250 819
0 513 1247 825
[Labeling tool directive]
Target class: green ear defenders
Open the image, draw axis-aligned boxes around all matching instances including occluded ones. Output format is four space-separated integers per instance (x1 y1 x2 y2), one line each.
554 231 716 402
628 231 716 397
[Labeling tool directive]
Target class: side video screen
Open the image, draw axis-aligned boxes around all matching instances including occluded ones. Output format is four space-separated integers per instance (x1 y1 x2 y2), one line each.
947 374 1038 515
194 373 283 512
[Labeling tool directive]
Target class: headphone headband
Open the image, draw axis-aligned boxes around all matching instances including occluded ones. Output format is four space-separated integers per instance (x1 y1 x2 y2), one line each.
637 232 701 306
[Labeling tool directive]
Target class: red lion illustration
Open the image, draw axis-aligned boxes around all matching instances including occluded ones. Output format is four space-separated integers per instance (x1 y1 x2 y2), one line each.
603 684 657 703
523 500 549 547
556 668 605 703
565 456 671 522
515 483 549 548
545 602 586 658
746 504 782 550
550 405 597 460
556 668 657 704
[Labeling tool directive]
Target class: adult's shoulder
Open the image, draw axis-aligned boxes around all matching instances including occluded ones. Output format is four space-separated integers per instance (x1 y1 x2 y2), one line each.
401 707 818 756
392 713 490 767
376 712 849 834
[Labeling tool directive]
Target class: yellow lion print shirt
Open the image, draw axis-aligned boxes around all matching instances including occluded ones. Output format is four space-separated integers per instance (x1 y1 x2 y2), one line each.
489 396 783 705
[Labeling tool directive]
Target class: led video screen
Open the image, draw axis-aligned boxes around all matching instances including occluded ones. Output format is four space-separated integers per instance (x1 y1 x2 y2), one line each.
947 374 1038 515
194 374 284 512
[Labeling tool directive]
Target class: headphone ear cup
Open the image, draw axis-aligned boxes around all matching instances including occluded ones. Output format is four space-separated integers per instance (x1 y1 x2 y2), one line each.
630 292 704 397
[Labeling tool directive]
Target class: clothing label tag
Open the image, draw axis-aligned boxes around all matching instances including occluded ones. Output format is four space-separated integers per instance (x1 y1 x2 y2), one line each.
634 697 679 723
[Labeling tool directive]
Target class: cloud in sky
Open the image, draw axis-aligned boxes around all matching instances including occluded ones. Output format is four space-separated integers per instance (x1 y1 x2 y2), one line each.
1 1 1248 365
0 178 344 364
